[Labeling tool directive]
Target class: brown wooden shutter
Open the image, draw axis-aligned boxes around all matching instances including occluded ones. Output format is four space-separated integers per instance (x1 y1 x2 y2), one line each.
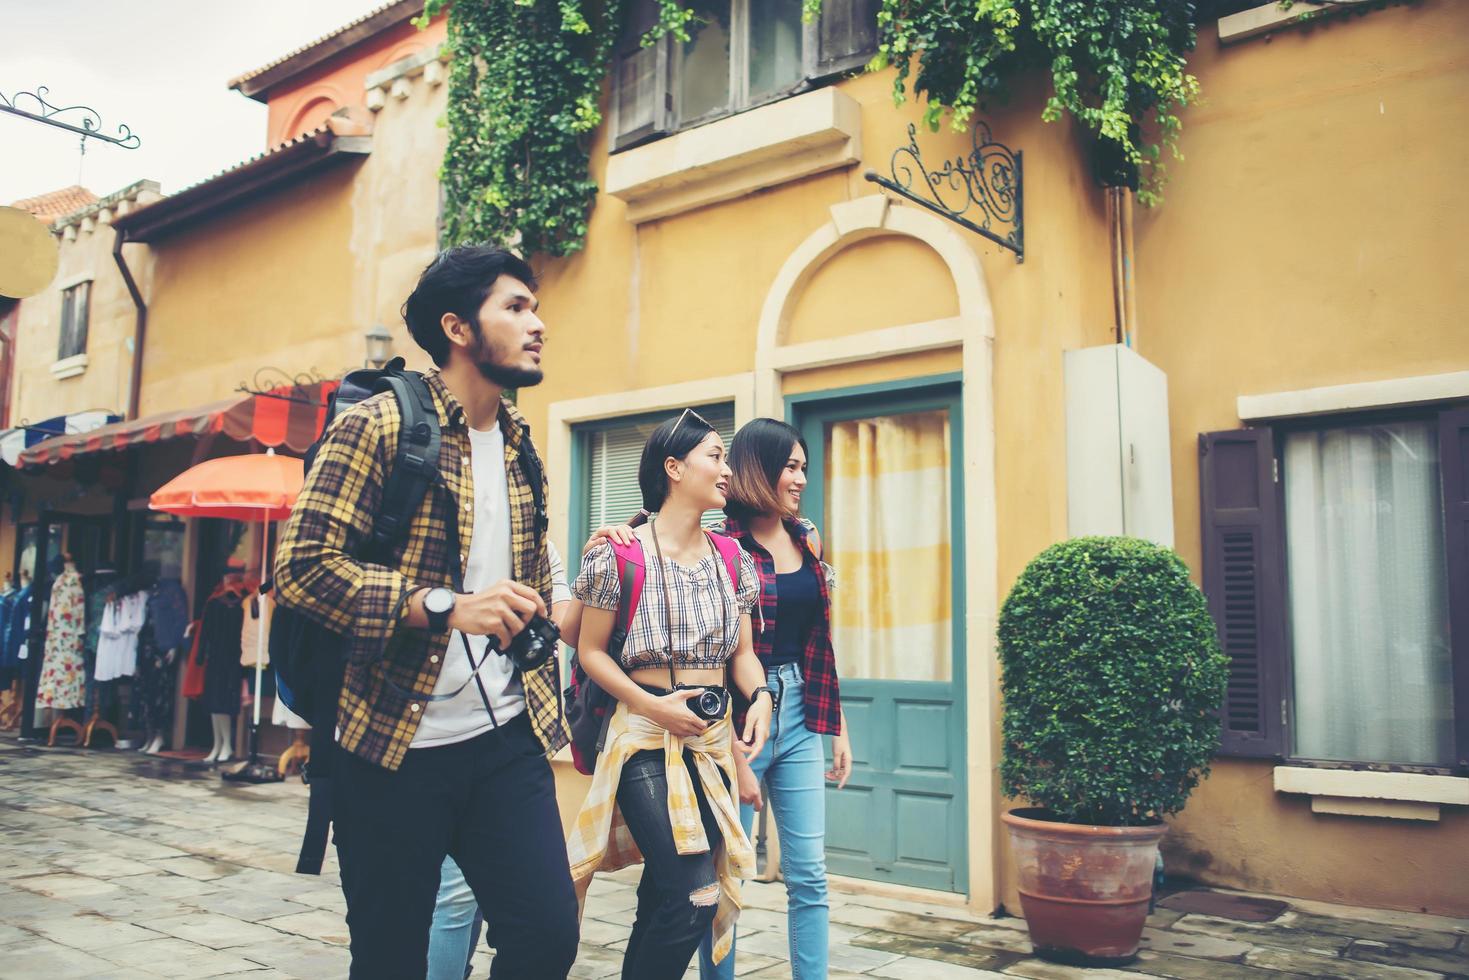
611 0 671 151
1200 428 1288 758
1438 407 1469 769
805 0 877 79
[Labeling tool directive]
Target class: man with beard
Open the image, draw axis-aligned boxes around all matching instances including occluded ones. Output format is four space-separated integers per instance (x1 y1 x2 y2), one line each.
273 246 577 979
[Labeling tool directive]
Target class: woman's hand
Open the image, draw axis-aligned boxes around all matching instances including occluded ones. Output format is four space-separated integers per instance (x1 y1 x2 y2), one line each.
827 728 853 789
739 693 772 761
734 752 763 810
640 689 709 739
585 524 636 554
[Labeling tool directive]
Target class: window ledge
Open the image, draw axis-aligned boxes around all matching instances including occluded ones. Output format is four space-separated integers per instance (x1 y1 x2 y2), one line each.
604 87 862 224
1274 766 1469 822
1218 3 1346 45
50 354 88 380
1237 370 1469 420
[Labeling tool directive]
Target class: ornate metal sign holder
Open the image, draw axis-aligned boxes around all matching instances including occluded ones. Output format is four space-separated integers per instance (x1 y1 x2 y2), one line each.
237 368 329 406
865 122 1023 262
0 85 142 151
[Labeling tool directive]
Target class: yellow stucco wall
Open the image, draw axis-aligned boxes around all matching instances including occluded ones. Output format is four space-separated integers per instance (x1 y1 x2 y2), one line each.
140 165 363 415
520 54 1118 915
1137 0 1469 916
12 215 147 424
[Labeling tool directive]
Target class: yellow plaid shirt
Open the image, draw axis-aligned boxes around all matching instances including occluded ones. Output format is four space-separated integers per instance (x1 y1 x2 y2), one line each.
273 371 568 771
567 703 755 964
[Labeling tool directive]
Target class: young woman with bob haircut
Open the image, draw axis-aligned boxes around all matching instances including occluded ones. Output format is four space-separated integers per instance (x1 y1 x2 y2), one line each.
566 408 775 979
696 416 850 979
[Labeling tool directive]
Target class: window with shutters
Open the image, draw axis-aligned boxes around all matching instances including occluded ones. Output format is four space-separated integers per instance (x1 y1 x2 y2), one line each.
572 403 738 550
1202 405 1469 771
610 0 875 151
58 280 91 361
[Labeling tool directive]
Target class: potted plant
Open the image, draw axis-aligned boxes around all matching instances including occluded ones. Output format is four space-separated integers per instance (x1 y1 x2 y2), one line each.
998 536 1228 965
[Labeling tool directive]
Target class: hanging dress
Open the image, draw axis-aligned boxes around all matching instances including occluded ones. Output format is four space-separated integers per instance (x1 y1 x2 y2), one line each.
36 567 86 710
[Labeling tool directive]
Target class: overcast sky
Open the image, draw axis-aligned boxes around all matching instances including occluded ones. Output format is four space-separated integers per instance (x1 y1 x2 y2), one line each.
2 0 390 203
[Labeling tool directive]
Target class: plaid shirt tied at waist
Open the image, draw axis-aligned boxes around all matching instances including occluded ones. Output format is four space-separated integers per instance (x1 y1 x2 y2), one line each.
273 371 568 771
718 515 842 735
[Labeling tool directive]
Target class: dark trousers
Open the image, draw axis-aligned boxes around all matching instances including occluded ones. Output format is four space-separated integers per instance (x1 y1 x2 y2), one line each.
616 748 726 980
333 714 579 979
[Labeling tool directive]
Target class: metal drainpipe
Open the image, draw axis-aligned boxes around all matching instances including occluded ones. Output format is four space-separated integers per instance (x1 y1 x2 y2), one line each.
111 227 146 420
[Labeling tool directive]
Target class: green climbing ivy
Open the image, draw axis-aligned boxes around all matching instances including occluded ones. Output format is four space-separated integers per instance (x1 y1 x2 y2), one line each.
427 0 1207 255
873 0 1201 205
422 0 621 256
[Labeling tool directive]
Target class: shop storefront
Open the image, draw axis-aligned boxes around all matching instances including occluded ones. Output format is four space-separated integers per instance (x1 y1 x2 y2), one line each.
0 382 332 764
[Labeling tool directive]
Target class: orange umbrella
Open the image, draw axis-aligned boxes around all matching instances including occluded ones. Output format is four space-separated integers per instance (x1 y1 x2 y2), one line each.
150 448 305 780
149 448 303 522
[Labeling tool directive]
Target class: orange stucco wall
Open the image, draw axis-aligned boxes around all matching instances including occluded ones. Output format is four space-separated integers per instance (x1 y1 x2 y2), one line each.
262 15 446 147
1137 0 1469 916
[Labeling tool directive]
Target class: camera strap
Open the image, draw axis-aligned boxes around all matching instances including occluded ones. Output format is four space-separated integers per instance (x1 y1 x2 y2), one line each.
649 516 729 693
443 476 500 727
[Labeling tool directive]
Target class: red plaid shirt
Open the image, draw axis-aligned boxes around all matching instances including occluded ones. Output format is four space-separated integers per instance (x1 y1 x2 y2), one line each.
719 515 842 735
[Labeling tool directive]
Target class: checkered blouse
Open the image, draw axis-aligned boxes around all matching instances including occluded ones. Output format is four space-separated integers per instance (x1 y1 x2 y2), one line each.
574 536 758 671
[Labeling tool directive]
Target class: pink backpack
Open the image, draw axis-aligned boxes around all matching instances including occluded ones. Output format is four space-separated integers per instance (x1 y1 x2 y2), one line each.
564 531 742 775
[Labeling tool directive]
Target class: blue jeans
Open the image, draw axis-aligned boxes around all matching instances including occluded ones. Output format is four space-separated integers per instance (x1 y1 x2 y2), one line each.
698 662 830 979
427 856 479 980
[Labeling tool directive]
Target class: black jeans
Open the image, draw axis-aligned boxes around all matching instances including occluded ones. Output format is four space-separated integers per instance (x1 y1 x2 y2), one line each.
332 714 579 979
616 748 727 980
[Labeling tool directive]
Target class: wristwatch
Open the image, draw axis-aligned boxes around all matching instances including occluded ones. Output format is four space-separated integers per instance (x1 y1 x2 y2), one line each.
748 685 776 711
422 587 457 634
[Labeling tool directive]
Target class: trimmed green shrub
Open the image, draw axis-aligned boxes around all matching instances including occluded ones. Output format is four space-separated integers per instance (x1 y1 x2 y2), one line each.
998 536 1227 826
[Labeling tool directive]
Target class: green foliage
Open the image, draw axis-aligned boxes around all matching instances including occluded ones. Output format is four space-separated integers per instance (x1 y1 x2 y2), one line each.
424 0 624 256
997 537 1228 826
872 0 1201 204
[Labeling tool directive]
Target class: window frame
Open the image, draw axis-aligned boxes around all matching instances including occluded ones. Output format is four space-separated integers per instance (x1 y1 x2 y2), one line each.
568 401 737 555
611 0 874 152
1205 400 1469 775
1271 405 1461 775
57 279 92 362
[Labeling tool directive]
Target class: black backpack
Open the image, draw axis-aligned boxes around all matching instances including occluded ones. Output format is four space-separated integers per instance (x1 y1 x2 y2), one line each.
269 358 547 875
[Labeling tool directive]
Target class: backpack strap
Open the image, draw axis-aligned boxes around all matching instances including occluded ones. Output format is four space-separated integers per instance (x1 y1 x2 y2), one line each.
607 539 645 658
705 531 743 594
515 428 549 545
369 363 441 560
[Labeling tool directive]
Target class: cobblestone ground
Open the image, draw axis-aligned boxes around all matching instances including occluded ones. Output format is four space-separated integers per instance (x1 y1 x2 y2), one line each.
2 736 1466 979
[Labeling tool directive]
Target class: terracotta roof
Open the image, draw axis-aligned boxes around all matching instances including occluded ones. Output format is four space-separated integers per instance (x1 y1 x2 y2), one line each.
228 0 423 101
9 186 97 224
113 124 372 242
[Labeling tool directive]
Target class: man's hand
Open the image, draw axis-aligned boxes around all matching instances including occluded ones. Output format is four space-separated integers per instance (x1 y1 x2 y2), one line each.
585 524 637 554
448 580 546 649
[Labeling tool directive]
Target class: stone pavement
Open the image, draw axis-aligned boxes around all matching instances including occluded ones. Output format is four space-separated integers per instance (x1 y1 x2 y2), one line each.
1 735 1466 979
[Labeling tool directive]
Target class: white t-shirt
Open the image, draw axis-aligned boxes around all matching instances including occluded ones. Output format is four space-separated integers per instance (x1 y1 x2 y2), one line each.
411 424 522 748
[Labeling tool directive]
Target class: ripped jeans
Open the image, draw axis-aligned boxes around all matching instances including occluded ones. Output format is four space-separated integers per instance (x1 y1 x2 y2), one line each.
616 747 727 980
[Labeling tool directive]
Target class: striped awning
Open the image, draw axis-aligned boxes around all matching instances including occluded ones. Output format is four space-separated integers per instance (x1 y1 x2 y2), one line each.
16 382 339 469
0 411 120 467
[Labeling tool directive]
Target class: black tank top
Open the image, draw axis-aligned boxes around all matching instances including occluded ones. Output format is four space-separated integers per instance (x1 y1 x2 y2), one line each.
766 564 819 667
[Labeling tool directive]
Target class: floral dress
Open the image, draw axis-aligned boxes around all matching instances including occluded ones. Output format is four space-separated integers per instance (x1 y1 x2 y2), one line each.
36 567 86 710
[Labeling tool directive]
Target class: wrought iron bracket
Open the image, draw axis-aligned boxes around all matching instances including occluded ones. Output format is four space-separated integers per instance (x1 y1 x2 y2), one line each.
237 368 329 406
0 86 141 149
865 122 1023 262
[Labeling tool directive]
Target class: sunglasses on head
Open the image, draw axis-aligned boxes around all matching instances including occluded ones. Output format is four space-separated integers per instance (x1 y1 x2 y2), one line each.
669 407 711 439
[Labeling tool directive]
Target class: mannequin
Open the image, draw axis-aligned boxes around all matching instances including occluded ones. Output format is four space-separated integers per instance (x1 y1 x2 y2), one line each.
200 567 248 764
38 556 87 746
133 571 186 756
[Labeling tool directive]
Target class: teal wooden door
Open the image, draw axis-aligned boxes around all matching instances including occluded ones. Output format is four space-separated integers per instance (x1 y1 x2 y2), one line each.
791 376 967 893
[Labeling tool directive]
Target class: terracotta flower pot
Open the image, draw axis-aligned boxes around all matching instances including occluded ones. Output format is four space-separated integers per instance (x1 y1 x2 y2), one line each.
1002 807 1166 965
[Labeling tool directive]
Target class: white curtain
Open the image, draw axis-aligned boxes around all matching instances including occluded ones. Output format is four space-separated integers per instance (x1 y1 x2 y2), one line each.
1284 421 1453 765
825 410 952 681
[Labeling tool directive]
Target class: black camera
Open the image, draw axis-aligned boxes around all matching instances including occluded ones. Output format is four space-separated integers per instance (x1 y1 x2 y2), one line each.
677 684 729 722
496 614 560 672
